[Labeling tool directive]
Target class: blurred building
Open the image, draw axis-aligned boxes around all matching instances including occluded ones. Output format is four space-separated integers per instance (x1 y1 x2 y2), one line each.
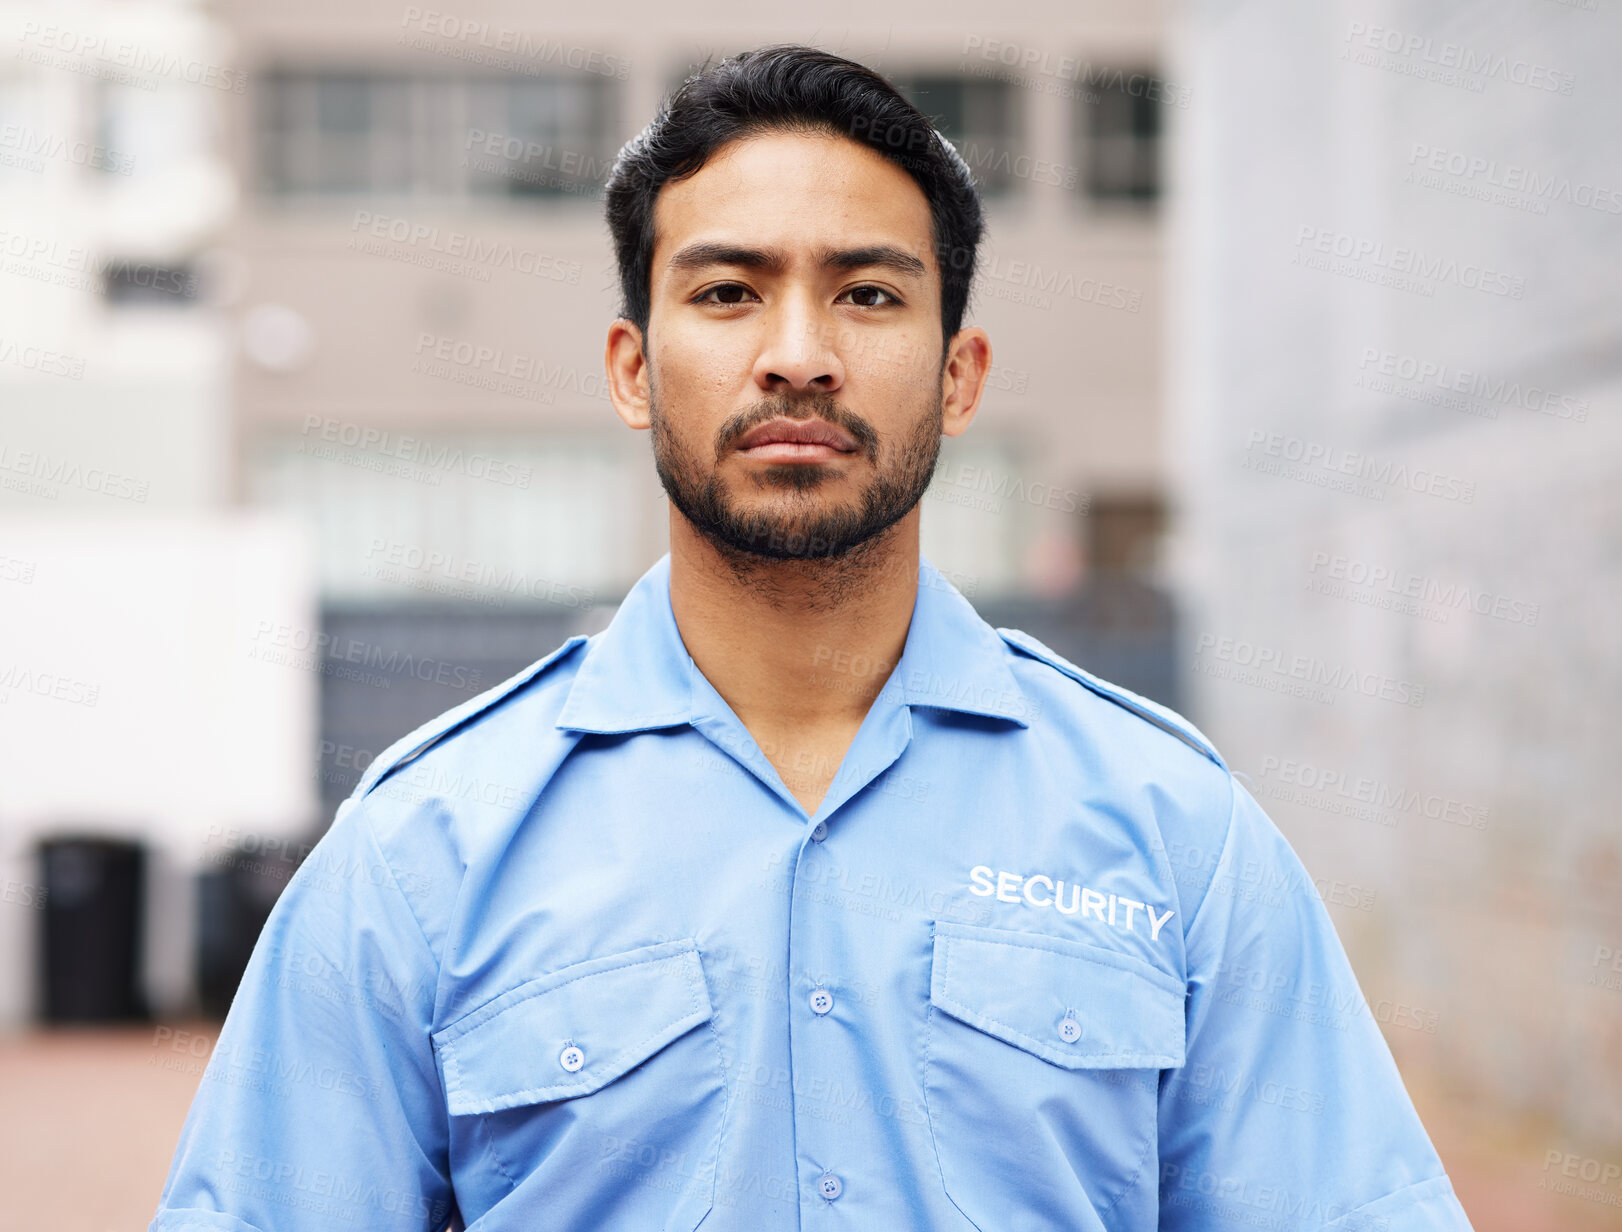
1170 0 1621 1147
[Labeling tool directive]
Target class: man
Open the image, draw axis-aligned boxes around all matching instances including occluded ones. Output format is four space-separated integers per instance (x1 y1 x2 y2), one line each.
151 45 1474 1232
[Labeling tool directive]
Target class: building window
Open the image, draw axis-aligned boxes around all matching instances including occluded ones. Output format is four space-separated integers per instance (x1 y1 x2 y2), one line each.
248 430 650 603
1077 69 1162 203
257 70 615 199
1084 492 1167 575
0 72 36 185
95 81 204 180
919 435 1031 597
890 75 1020 198
463 75 615 198
102 260 200 306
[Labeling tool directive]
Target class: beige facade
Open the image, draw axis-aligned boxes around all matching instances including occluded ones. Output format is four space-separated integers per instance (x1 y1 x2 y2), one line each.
1171 0 1622 1148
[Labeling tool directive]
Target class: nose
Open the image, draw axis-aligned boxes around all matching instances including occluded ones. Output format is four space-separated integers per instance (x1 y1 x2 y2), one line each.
751 293 846 396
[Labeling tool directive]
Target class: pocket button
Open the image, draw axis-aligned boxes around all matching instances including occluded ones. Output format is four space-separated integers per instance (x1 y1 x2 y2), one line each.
559 1045 585 1072
1058 1014 1082 1043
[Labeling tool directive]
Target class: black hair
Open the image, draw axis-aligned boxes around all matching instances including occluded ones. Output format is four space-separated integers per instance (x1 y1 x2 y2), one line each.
603 44 985 356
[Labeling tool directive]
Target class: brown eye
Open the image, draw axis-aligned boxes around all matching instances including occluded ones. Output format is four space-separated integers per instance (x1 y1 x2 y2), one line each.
843 285 899 308
696 283 754 305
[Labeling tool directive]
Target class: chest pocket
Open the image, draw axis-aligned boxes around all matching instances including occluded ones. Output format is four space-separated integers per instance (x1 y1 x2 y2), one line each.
923 921 1186 1231
432 938 728 1232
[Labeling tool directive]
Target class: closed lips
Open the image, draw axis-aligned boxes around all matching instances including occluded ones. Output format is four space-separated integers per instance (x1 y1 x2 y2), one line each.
736 419 858 451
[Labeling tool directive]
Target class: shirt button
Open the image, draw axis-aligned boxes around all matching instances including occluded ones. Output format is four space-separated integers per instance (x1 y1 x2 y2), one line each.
809 987 834 1015
818 1171 843 1200
810 821 828 842
1058 1014 1082 1043
559 1045 585 1071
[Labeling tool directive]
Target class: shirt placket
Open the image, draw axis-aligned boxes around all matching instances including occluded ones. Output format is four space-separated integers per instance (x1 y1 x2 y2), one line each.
780 700 914 1219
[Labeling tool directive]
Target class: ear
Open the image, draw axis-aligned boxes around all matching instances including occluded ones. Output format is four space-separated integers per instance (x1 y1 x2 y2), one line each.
940 327 991 439
605 318 651 430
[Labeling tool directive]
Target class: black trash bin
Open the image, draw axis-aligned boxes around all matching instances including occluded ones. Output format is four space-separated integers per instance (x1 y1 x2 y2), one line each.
196 840 303 1019
36 834 149 1023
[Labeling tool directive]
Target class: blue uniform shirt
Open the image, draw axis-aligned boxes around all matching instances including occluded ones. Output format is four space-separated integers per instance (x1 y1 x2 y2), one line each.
151 552 1474 1231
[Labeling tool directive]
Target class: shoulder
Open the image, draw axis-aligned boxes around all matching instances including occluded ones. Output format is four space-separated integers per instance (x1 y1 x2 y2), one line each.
995 625 1226 771
320 633 594 958
342 632 593 815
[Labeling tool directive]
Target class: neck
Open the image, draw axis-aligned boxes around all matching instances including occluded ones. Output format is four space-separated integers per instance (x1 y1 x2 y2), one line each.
666 505 921 733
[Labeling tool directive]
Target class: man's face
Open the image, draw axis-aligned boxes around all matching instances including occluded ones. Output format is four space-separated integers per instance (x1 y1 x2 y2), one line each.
641 129 949 561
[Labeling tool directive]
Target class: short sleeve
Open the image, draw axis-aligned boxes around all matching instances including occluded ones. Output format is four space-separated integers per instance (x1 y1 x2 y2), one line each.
148 795 456 1232
1157 779 1475 1231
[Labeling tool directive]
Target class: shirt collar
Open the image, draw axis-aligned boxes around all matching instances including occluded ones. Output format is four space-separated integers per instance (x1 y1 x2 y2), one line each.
555 552 1031 734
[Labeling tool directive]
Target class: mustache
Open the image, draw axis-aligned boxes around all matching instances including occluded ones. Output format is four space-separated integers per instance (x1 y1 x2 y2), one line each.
713 394 880 462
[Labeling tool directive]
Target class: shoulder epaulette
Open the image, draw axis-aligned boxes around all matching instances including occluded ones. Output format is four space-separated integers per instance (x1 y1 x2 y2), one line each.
341 634 591 813
995 627 1227 771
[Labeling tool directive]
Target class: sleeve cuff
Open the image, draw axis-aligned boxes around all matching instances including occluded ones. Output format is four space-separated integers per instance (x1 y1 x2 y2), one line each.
150 1210 268 1232
1327 1174 1475 1231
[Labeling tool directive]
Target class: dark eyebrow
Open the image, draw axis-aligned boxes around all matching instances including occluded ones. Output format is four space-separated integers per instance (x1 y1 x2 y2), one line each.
666 242 927 281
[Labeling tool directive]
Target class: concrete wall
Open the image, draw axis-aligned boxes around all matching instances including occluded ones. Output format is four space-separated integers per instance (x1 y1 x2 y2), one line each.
1170 0 1622 1145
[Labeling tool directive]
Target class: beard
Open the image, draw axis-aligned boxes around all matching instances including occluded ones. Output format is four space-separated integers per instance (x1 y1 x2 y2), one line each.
649 381 944 563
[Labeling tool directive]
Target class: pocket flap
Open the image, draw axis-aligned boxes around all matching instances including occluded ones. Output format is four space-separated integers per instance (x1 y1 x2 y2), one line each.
930 921 1186 1069
433 939 714 1115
